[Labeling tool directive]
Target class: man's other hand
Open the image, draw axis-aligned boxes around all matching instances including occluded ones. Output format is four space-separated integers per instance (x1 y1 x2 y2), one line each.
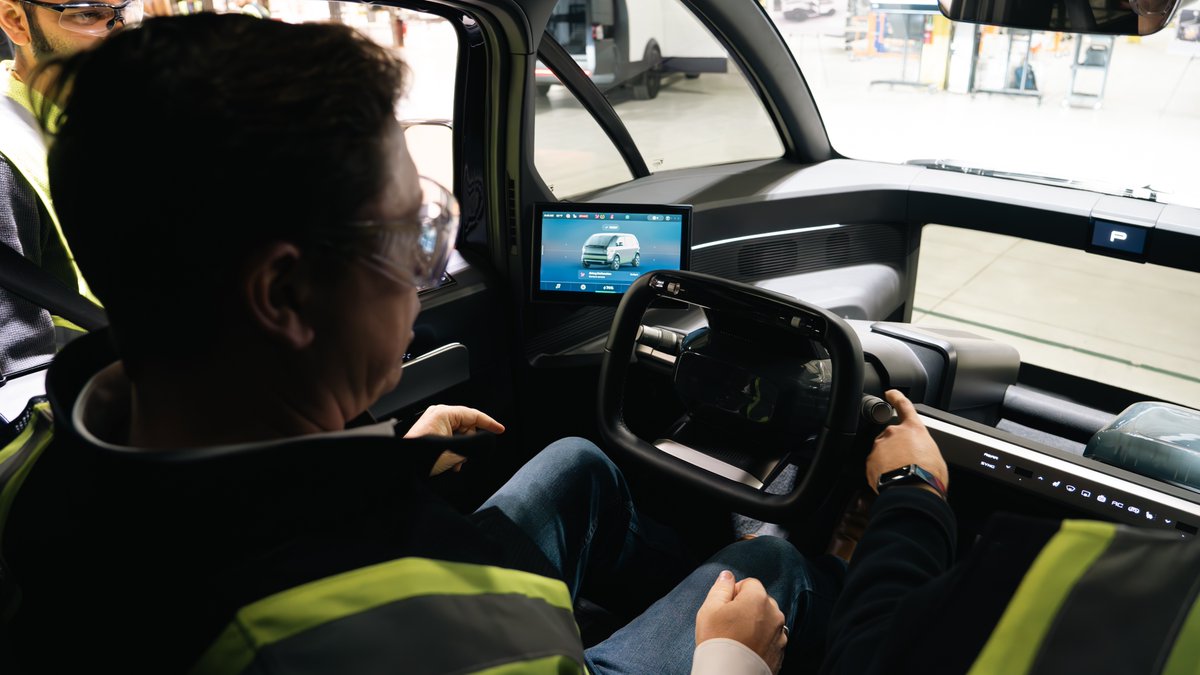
865 390 949 496
404 405 505 475
696 570 787 674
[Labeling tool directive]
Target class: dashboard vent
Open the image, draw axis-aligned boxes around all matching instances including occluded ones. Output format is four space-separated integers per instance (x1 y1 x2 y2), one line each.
737 239 799 278
694 223 905 282
506 177 519 256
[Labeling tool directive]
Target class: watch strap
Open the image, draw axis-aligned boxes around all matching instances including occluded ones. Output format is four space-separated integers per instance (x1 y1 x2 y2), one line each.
877 464 947 499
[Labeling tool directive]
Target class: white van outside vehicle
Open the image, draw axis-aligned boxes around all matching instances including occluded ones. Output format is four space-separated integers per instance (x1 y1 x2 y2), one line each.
535 0 728 99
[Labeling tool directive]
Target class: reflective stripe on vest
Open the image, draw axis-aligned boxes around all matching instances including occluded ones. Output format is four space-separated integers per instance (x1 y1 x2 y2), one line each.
0 64 98 305
1162 586 1200 675
0 400 54 541
191 556 586 675
969 519 1200 674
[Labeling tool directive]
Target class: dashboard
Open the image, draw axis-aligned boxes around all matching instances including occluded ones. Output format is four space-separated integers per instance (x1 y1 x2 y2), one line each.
524 264 1200 536
513 158 1197 533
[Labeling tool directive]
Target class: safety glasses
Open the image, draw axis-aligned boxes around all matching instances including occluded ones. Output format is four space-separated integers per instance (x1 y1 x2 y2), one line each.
20 0 143 35
347 176 460 290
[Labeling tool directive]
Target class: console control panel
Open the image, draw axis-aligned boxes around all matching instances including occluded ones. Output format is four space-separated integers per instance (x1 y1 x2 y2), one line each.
924 414 1200 538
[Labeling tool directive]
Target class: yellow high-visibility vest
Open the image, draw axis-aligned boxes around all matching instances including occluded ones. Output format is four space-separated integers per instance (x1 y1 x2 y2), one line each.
0 62 100 324
192 557 587 674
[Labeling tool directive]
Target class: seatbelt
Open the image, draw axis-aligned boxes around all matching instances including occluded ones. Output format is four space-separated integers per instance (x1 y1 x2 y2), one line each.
0 242 106 331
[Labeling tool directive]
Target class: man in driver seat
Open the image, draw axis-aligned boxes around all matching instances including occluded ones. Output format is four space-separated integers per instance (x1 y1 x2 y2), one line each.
2 14 849 675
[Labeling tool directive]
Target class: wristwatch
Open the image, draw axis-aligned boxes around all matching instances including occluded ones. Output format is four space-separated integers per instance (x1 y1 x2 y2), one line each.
877 464 947 499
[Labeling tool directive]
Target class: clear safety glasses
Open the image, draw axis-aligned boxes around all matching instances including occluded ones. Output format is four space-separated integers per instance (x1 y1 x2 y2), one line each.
20 0 143 35
349 176 460 290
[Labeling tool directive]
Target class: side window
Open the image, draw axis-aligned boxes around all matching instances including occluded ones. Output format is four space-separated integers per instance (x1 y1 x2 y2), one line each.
392 11 458 190
914 225 1200 408
533 70 635 197
194 1 459 185
0 1 457 383
533 0 784 197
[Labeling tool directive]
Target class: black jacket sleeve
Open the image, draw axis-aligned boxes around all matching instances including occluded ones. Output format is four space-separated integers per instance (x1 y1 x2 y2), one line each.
821 487 956 674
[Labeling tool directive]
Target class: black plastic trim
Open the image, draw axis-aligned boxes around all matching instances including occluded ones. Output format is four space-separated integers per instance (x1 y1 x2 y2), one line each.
535 32 650 178
1001 385 1116 444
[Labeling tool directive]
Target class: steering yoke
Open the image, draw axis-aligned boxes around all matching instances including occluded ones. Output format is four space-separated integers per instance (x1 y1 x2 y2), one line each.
597 270 866 521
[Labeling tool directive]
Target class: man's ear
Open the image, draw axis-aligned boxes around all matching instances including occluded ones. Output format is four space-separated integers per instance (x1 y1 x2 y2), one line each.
0 0 32 48
243 241 317 351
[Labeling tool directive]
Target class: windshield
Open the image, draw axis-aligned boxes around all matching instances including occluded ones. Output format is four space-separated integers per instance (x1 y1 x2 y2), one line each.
770 3 1200 207
585 234 614 246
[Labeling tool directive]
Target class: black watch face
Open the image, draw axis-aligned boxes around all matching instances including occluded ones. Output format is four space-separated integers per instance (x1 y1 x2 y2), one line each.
879 466 930 493
880 466 914 485
878 465 944 498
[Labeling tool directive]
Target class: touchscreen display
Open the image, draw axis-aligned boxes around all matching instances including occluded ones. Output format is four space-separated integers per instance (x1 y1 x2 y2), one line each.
532 203 691 302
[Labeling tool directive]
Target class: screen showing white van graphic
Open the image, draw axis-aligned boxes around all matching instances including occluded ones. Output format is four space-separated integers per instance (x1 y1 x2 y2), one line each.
533 206 689 300
582 233 641 270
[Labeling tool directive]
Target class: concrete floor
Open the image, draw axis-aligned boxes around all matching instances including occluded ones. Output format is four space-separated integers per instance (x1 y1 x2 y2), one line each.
914 226 1200 407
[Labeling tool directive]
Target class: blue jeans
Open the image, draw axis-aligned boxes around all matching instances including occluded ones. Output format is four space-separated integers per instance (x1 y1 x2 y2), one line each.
478 437 844 675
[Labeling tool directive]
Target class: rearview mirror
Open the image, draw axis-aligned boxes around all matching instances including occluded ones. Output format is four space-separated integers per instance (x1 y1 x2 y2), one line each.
938 0 1182 35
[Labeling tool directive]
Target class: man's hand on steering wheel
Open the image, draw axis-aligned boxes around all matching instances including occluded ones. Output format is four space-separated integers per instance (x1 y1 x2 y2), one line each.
865 390 949 498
